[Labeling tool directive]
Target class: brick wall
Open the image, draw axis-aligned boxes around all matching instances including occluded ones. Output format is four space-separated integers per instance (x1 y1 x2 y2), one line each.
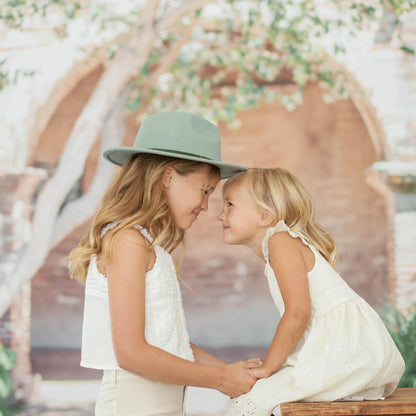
394 211 416 311
182 83 388 346
0 170 46 392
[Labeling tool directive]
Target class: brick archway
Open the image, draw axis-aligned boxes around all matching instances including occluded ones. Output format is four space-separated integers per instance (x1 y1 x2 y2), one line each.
29 82 389 356
182 81 389 347
29 66 103 172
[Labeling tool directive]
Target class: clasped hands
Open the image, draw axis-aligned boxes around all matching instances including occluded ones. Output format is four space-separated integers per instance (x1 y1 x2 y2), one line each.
220 357 269 398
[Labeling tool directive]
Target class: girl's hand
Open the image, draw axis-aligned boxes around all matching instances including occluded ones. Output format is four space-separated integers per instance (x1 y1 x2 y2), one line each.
247 357 264 368
246 357 269 379
218 361 258 397
249 365 270 379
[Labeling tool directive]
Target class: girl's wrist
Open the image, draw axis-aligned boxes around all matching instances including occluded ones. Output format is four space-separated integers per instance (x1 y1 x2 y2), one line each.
210 365 225 390
261 363 275 377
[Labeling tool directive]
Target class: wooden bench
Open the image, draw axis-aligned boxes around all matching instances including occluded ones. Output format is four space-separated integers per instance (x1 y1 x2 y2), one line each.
279 388 416 415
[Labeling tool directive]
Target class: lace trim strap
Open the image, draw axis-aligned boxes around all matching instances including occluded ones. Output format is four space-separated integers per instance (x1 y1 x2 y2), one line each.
136 225 153 243
261 220 311 261
100 221 121 238
100 221 153 243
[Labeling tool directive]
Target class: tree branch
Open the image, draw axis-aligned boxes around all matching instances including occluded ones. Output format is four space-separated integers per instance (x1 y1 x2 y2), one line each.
50 88 129 248
145 20 198 88
0 5 161 317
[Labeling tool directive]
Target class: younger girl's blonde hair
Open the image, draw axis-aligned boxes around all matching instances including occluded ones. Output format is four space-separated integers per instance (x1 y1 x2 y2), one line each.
224 167 337 267
69 153 219 283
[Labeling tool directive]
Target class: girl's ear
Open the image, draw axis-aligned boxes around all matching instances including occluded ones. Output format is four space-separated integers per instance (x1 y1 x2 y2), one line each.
162 166 175 189
259 211 274 227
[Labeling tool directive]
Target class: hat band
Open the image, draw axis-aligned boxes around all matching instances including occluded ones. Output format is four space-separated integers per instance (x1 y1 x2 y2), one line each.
150 148 213 161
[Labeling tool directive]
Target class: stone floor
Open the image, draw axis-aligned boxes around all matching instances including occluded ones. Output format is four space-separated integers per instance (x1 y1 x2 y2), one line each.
14 346 268 416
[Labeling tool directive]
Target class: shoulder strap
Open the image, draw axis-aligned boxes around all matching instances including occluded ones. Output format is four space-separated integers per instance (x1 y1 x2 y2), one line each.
135 225 154 243
262 220 312 261
100 221 121 238
100 222 153 244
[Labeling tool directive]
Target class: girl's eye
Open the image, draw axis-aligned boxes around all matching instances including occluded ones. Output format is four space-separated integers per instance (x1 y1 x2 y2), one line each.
227 201 233 207
203 189 209 195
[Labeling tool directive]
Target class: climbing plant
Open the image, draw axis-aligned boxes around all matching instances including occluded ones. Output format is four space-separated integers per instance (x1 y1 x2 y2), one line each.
382 303 416 387
1 0 415 119
0 343 16 416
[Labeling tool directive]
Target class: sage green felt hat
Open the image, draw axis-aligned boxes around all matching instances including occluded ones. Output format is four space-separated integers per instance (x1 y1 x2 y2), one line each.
103 111 247 179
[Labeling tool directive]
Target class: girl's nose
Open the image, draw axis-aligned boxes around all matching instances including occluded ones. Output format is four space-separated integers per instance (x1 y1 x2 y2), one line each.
218 208 225 221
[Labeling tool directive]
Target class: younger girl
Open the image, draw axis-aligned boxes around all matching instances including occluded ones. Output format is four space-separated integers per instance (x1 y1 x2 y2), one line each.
69 111 260 416
219 167 405 416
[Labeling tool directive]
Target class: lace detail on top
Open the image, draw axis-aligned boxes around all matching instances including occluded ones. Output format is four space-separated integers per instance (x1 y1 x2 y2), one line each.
100 221 120 238
262 220 311 261
100 221 153 243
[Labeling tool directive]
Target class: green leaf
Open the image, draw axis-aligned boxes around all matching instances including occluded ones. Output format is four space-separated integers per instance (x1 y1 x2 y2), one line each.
0 401 16 416
317 71 335 87
0 368 13 399
227 95 237 105
400 45 415 55
0 348 15 372
381 303 416 387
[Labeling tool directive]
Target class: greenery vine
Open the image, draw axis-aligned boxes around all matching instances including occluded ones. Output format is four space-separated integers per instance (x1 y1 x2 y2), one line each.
0 342 16 416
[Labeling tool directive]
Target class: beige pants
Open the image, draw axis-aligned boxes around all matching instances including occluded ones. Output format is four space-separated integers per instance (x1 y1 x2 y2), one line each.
95 369 185 416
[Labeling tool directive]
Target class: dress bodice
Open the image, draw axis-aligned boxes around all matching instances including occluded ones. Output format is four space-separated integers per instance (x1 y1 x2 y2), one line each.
262 220 358 318
225 220 405 415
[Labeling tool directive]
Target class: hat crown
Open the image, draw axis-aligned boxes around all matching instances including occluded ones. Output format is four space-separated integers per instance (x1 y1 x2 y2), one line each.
102 111 247 178
134 112 220 161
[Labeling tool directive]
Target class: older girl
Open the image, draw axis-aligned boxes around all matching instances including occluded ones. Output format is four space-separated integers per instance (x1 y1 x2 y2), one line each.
69 112 260 416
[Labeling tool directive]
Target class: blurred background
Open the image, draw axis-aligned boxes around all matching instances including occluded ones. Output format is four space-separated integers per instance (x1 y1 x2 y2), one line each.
0 0 415 414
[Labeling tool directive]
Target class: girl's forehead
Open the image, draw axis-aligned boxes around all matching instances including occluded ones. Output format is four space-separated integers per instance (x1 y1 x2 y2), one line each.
202 167 220 186
203 179 219 191
223 177 247 196
191 167 219 188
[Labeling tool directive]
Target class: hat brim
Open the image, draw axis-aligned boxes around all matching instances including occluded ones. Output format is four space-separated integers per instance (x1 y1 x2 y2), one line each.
103 147 247 179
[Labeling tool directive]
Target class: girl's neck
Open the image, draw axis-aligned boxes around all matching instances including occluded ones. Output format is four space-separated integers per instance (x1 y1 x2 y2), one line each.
247 227 269 261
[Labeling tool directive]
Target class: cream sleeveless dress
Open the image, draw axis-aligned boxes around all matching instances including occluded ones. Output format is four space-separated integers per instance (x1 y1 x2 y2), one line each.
81 222 194 416
225 220 405 416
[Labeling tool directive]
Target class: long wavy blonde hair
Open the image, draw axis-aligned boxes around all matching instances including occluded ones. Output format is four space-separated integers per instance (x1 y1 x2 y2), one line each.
224 168 337 267
69 153 219 283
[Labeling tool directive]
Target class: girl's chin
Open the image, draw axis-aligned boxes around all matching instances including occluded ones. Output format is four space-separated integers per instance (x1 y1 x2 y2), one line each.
174 221 193 231
222 235 236 245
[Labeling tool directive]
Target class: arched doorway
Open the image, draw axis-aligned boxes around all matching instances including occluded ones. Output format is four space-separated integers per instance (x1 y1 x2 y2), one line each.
29 78 388 373
183 81 388 349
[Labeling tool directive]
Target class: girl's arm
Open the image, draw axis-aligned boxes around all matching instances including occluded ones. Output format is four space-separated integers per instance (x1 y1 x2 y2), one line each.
252 232 311 378
190 343 264 368
106 230 258 397
190 343 228 366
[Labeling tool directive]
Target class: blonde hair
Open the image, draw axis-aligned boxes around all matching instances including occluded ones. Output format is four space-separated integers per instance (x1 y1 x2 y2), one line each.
69 153 219 283
224 168 337 267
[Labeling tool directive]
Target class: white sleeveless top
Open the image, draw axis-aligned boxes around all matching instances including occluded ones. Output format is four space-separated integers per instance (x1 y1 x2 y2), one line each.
80 222 194 369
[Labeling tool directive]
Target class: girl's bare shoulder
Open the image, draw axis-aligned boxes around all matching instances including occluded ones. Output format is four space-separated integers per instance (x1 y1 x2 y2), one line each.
268 231 314 271
99 227 154 271
268 230 300 248
103 227 151 250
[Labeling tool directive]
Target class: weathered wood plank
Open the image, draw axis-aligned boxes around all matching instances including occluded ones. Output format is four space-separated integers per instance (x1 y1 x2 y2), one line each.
279 388 416 415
